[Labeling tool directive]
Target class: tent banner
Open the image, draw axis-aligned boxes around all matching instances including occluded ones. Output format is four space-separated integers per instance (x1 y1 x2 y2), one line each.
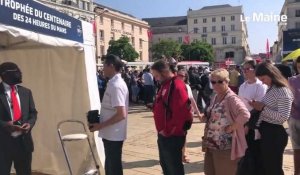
0 0 83 43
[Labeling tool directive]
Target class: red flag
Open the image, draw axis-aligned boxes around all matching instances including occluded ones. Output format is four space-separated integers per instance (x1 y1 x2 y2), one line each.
147 29 153 41
91 20 96 35
183 35 190 44
266 39 270 58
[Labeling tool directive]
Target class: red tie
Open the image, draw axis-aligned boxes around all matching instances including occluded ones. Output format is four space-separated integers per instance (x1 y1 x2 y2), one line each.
11 86 21 122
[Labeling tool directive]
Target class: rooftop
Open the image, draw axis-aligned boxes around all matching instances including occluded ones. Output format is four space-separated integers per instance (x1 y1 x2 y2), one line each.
94 2 136 18
143 16 187 27
200 4 232 10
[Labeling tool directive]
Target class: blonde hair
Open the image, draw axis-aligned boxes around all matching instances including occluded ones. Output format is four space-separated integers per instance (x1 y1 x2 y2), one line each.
211 68 230 82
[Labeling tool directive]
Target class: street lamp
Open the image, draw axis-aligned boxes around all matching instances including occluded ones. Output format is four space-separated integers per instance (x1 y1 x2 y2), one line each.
94 7 109 64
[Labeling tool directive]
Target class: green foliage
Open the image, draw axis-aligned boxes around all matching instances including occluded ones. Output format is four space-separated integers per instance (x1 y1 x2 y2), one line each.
107 36 139 62
181 41 214 62
151 39 182 60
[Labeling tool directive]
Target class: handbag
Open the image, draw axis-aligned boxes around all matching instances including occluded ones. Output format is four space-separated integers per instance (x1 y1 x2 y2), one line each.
246 109 261 129
87 110 100 124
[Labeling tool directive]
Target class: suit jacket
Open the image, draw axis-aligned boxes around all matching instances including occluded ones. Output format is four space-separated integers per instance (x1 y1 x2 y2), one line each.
0 83 37 152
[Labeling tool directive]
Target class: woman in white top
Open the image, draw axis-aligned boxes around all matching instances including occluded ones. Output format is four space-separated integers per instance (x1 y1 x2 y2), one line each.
177 68 202 163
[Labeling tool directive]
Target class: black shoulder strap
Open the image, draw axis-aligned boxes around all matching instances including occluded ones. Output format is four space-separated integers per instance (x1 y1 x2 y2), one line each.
163 77 176 119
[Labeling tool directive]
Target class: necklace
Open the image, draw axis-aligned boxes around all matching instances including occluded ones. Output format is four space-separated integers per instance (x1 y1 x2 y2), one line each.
215 90 229 103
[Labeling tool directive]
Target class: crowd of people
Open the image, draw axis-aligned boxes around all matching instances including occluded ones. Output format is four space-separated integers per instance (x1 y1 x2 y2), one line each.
1 54 298 175
91 55 300 175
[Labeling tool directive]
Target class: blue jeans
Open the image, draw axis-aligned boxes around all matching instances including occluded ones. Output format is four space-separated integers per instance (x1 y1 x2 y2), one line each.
157 134 186 175
102 139 124 175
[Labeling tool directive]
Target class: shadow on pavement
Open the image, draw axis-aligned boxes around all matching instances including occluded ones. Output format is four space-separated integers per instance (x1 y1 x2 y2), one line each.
184 160 205 174
141 115 153 118
186 141 202 148
123 159 159 169
284 149 294 155
128 109 151 114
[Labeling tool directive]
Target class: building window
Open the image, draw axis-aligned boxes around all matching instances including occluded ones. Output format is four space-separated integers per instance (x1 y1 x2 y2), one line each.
194 19 198 24
202 37 207 43
131 37 135 47
212 26 216 32
99 30 104 41
296 10 300 17
296 22 300 28
139 27 142 34
178 37 182 43
85 2 90 11
139 51 143 60
223 37 227 45
212 17 216 22
110 32 115 41
78 0 84 9
122 22 124 30
100 46 105 56
132 25 134 32
203 18 207 23
231 25 235 31
100 16 103 24
203 27 207 33
211 38 216 45
231 16 235 21
225 51 234 58
111 19 114 28
139 39 143 48
194 28 198 33
232 37 236 44
221 16 226 22
221 25 226 32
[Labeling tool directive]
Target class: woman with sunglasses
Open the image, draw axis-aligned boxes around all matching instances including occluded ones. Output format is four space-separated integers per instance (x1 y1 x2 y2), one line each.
177 68 203 163
203 68 250 175
237 60 267 174
249 62 293 175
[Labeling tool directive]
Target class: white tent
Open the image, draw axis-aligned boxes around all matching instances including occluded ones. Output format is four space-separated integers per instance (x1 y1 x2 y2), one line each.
0 0 104 174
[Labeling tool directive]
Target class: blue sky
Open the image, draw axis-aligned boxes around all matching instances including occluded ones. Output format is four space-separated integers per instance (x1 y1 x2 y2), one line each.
95 0 285 54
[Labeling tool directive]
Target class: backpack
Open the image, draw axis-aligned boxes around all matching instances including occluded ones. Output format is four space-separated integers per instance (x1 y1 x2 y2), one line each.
163 77 193 131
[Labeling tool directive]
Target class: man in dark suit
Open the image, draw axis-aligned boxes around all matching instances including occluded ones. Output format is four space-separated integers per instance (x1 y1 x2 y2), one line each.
0 62 37 175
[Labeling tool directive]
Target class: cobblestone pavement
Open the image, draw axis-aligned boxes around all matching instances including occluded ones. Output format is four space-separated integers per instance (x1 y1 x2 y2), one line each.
123 105 294 175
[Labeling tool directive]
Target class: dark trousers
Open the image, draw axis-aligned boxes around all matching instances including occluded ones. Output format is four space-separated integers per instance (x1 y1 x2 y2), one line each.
157 134 186 175
0 137 32 175
144 85 154 104
102 139 124 175
259 121 288 175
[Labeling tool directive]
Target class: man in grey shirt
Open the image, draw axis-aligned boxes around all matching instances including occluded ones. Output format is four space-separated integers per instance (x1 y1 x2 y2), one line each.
142 68 155 105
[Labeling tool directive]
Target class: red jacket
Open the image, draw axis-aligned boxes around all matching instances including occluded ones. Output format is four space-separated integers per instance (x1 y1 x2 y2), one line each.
153 76 192 137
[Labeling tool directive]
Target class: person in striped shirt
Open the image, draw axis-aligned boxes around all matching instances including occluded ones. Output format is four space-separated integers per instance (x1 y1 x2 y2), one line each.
249 62 293 175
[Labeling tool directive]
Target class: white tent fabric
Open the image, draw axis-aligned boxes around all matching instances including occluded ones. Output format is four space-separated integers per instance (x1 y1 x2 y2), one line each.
0 20 104 174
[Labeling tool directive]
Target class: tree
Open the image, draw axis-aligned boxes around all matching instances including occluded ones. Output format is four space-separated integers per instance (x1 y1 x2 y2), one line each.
181 41 214 63
151 39 181 60
107 36 139 62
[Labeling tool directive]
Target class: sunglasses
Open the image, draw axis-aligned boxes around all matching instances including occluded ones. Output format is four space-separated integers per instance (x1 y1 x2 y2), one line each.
211 80 224 84
242 67 254 71
1 69 19 75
